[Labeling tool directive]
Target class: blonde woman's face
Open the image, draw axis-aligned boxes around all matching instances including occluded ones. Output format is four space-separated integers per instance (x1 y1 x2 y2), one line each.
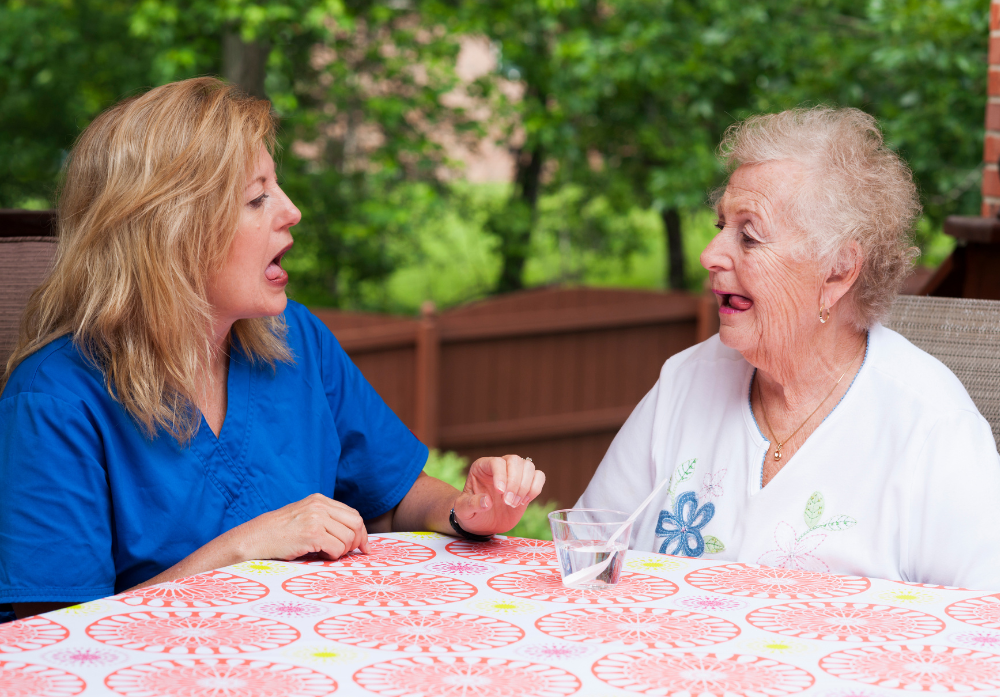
208 146 301 332
700 161 824 358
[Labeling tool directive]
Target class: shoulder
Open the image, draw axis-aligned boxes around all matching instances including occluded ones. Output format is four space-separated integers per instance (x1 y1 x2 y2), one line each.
280 300 347 360
658 333 749 387
2 336 106 404
866 323 982 418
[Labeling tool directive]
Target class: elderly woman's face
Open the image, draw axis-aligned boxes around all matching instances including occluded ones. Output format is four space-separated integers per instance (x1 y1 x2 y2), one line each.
701 162 823 355
208 147 301 329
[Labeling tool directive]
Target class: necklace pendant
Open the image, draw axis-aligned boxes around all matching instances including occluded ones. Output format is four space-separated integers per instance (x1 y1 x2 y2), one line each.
774 447 782 461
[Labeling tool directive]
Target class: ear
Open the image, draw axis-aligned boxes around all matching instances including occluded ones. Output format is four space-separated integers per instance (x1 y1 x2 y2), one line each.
821 240 863 310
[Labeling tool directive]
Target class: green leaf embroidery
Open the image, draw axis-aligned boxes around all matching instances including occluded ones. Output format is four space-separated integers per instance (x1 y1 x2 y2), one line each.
804 491 825 529
816 515 857 532
675 458 697 484
704 535 726 554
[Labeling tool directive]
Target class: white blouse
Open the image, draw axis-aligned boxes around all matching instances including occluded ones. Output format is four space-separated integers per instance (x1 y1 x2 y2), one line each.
577 323 1000 591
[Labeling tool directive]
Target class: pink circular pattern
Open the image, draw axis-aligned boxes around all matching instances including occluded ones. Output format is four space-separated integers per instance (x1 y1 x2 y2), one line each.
945 593 1000 629
0 661 85 697
446 536 557 567
487 569 678 605
315 610 524 653
105 658 337 696
592 650 815 695
117 571 268 608
0 616 68 653
282 570 478 607
251 601 328 619
820 645 1000 691
85 611 299 654
300 537 435 568
352 656 581 696
747 602 946 642
535 607 740 648
685 564 871 599
424 561 496 576
674 595 747 612
46 647 126 668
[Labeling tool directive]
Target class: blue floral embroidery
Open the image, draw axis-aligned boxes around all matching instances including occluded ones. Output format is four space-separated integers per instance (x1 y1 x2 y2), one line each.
655 491 715 557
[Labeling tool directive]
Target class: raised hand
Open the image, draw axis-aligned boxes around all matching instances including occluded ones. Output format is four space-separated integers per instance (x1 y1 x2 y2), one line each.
453 455 546 536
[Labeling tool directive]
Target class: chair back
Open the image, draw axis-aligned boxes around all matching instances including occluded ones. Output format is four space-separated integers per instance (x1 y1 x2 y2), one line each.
0 210 59 372
885 295 1000 448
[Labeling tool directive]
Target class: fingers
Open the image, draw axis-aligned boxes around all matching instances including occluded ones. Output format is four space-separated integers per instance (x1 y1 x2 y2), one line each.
471 456 509 497
502 454 537 508
301 494 369 557
527 469 546 505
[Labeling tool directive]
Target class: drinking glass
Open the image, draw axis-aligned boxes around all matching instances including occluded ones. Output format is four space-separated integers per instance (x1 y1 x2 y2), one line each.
547 508 631 589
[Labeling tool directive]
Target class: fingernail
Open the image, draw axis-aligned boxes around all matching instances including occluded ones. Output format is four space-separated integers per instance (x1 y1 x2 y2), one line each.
504 491 515 506
497 480 506 492
512 495 522 507
480 495 489 509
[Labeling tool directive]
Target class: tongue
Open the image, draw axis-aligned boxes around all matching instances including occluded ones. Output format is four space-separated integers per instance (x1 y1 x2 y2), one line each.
265 261 286 282
729 294 753 311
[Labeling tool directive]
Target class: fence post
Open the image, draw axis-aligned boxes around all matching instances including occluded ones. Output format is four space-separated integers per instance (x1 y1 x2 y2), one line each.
414 300 440 448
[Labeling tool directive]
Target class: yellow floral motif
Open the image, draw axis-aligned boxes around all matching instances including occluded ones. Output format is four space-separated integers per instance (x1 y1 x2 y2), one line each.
468 598 541 615
54 601 109 616
626 556 687 573
397 531 448 540
744 638 810 655
230 560 295 575
874 588 938 605
284 644 363 665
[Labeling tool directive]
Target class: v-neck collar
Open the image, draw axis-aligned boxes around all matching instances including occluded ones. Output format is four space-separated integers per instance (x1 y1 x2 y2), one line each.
742 329 873 493
188 344 267 521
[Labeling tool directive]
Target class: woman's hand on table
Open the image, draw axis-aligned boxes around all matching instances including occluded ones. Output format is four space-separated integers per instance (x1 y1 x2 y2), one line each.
454 455 545 536
241 493 370 560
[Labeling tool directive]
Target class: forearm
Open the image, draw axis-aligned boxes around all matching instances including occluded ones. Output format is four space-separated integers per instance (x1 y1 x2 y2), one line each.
128 520 255 591
391 472 461 534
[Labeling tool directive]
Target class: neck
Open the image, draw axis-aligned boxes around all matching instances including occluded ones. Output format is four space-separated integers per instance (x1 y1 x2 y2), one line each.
751 319 867 412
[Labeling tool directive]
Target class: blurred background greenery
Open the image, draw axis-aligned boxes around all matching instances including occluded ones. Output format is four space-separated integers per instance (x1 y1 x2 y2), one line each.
1 0 985 314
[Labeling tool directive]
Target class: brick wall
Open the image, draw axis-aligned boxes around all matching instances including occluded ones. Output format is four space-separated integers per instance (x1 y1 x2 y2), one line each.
985 0 1000 215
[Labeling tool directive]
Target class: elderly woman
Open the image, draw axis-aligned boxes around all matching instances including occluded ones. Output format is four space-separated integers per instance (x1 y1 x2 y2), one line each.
0 78 545 623
579 107 1000 589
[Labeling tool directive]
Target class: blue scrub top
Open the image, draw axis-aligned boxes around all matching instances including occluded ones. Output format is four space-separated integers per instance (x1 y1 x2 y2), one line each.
0 300 428 623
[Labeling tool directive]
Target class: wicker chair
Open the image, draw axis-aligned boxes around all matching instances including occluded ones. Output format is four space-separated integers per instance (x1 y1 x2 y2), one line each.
0 236 58 369
885 295 1000 448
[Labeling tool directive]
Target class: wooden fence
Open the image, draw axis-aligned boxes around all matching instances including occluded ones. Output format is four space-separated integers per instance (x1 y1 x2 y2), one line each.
313 286 719 508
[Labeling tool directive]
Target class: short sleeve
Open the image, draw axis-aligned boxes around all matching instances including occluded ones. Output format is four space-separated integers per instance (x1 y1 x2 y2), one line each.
903 410 1000 590
319 332 428 520
577 381 661 541
0 393 115 606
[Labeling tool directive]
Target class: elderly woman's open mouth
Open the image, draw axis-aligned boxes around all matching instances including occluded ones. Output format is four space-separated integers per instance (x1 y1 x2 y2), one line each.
714 289 754 314
265 243 293 283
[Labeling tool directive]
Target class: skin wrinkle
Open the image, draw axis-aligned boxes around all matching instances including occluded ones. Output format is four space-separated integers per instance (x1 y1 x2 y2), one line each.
703 161 867 484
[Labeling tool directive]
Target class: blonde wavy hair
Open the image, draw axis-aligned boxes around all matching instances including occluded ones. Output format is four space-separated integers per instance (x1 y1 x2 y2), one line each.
717 107 921 329
2 77 292 442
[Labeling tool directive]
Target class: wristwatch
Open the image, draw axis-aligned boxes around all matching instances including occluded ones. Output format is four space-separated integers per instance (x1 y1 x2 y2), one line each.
449 507 493 542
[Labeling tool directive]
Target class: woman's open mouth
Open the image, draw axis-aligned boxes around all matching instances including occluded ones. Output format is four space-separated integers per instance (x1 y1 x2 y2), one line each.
265 244 293 284
714 290 753 314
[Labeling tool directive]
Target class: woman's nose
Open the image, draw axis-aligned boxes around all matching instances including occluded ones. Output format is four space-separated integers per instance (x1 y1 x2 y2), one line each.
700 229 733 272
280 193 302 230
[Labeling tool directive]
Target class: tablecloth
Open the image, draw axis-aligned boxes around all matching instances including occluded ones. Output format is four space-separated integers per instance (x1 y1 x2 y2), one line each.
3 532 1000 696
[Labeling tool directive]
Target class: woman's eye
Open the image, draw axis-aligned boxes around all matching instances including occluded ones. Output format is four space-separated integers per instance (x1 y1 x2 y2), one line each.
248 193 268 209
740 231 758 246
714 221 724 231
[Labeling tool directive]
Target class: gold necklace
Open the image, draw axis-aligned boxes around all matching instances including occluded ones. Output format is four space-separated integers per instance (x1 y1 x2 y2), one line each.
757 337 866 462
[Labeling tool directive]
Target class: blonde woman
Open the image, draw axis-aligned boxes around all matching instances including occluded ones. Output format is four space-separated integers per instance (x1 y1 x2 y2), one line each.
0 78 545 622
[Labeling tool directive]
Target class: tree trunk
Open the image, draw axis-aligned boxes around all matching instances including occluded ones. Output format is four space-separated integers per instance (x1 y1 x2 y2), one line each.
222 32 270 99
663 207 685 290
495 144 544 293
